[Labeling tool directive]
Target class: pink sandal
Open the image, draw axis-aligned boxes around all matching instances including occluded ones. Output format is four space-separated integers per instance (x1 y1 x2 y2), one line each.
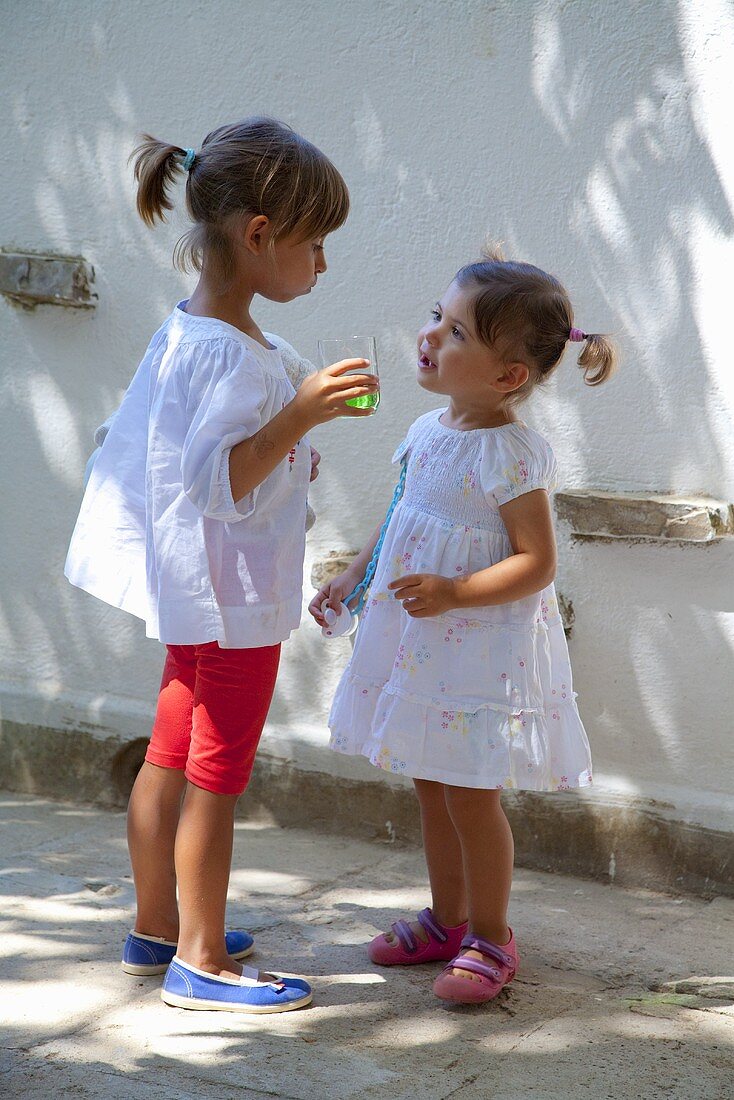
433 930 518 1004
368 907 468 966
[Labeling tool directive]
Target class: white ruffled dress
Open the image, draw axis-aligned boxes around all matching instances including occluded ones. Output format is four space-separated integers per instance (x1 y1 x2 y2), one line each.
328 409 593 791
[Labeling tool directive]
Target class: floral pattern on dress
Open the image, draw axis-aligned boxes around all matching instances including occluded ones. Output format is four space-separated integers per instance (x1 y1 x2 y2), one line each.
373 746 408 773
502 457 529 490
538 594 559 623
461 469 477 496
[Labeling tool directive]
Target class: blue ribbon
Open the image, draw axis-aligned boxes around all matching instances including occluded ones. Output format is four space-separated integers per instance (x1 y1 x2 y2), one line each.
343 457 408 617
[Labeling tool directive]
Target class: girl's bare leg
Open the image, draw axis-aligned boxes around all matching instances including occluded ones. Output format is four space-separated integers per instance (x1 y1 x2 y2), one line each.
443 785 514 980
174 783 243 978
384 778 467 945
127 761 187 941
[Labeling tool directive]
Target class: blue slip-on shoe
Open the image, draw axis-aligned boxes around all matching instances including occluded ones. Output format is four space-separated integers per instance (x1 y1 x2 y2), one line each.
161 957 313 1013
121 929 254 976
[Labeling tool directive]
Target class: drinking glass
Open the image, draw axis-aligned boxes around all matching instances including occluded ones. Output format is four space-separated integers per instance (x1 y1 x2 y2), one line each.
317 336 380 411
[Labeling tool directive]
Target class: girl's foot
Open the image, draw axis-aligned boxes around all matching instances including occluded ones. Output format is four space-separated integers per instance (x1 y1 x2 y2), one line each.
446 925 511 982
161 957 312 1014
433 931 518 1004
121 928 254 975
368 907 468 966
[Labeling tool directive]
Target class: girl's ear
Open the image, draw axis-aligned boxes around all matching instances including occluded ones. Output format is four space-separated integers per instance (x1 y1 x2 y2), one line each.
493 361 530 393
242 214 272 255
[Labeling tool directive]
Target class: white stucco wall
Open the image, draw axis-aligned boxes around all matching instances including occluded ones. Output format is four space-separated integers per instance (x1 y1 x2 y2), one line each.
1 0 732 828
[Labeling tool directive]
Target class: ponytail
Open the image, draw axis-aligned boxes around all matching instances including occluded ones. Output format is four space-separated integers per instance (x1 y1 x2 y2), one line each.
130 135 188 227
577 332 617 386
127 118 349 287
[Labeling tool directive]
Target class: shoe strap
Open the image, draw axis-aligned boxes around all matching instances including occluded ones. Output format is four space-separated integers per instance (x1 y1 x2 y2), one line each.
460 934 514 969
417 907 449 944
448 955 502 981
170 956 282 991
392 919 418 953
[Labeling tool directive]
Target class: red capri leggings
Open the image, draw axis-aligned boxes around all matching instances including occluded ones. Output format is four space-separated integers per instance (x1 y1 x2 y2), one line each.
146 642 281 796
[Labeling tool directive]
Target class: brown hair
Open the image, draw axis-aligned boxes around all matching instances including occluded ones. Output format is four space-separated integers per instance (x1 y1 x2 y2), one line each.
454 246 616 402
130 117 349 286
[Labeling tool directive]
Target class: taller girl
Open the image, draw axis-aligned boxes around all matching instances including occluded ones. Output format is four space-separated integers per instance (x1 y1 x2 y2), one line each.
65 118 377 1013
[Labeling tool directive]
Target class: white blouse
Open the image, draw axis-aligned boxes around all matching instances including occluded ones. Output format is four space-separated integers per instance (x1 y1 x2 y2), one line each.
65 303 312 648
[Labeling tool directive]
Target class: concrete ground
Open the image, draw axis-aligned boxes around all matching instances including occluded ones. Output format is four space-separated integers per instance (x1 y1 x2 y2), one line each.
0 793 732 1100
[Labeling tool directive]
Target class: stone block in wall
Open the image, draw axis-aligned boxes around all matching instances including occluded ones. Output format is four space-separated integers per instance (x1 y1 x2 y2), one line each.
557 593 575 637
555 491 734 543
0 251 97 309
310 551 359 589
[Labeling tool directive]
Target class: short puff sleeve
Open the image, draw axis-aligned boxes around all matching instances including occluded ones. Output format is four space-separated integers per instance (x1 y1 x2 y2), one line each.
480 427 558 508
180 345 269 523
391 436 410 465
391 411 434 465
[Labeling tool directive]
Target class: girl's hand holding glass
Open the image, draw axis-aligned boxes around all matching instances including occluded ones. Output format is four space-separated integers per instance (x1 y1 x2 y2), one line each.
317 337 380 412
293 359 378 427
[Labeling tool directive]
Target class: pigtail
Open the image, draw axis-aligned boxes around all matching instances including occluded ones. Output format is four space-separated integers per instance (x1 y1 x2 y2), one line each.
130 134 187 227
577 333 617 386
479 239 506 263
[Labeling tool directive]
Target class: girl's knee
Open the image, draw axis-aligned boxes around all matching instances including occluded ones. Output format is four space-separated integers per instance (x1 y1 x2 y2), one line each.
414 777 449 807
444 785 503 824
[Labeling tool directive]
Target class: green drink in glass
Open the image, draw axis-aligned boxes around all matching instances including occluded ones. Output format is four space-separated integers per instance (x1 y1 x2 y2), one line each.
317 337 380 412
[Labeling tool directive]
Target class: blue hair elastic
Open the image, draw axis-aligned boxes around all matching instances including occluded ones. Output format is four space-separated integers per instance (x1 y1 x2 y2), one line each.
181 148 196 171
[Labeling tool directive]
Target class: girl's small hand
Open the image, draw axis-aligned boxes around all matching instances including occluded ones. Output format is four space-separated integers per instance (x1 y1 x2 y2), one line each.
308 567 363 626
293 360 379 428
309 446 321 482
388 573 457 617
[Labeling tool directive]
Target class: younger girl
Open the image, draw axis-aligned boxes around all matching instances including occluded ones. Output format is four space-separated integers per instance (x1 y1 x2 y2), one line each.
65 117 377 1013
310 250 615 1005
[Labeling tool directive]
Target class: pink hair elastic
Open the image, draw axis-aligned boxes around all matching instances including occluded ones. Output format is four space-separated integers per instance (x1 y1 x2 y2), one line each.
568 327 587 342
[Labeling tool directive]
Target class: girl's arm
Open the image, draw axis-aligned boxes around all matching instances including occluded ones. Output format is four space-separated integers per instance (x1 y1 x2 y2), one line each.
388 489 557 617
229 400 311 501
229 363 378 501
308 523 382 626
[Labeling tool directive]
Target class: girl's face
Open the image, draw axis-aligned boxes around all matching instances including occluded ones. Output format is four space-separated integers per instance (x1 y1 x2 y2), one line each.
416 280 526 404
267 233 328 302
416 280 498 400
